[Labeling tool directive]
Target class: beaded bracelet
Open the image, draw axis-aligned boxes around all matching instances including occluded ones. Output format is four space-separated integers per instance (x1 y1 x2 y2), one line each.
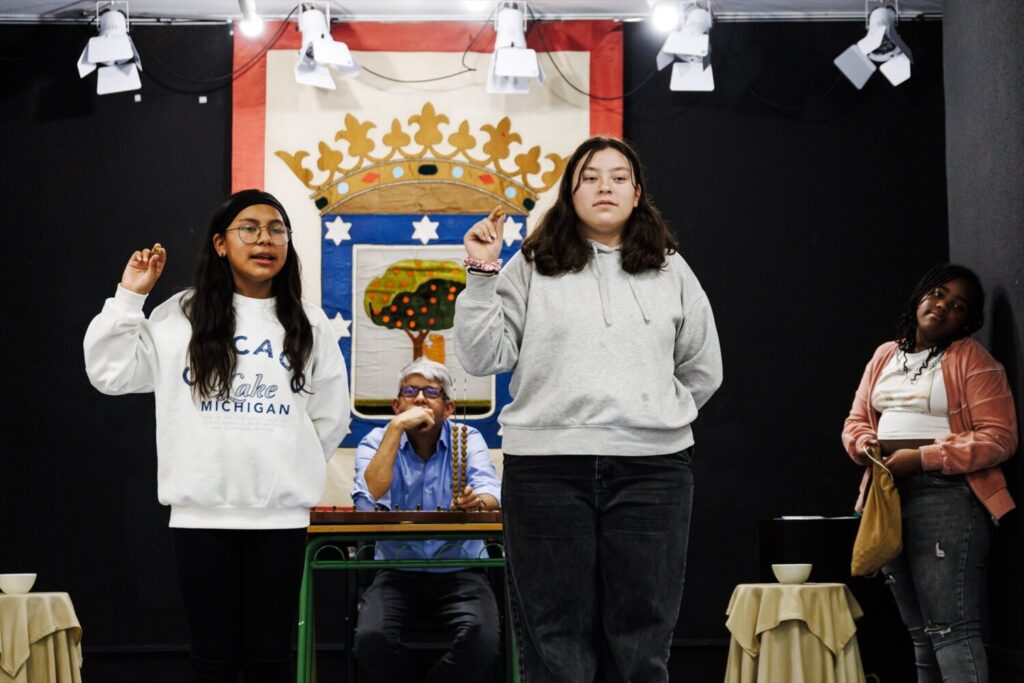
463 257 503 273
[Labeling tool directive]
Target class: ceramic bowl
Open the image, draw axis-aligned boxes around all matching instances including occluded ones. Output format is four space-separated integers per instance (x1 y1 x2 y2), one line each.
771 563 812 584
0 573 37 594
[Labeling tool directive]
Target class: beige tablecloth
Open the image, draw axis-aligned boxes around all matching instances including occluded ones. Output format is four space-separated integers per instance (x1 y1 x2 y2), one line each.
724 583 865 683
0 593 82 683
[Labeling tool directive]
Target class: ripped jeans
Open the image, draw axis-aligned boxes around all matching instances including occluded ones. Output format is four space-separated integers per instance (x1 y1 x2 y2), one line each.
882 472 993 683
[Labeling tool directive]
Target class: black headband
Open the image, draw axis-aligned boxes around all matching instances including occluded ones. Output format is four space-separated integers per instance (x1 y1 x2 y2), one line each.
214 189 292 235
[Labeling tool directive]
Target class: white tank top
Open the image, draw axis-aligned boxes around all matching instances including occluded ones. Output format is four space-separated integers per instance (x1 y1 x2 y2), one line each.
872 348 951 440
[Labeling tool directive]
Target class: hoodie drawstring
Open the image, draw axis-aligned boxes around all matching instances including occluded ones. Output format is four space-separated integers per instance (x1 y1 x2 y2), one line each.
627 275 652 323
590 242 650 325
591 242 612 326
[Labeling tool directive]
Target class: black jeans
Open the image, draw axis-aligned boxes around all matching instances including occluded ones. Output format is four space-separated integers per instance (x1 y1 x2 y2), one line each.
354 569 501 682
502 450 694 683
172 527 307 683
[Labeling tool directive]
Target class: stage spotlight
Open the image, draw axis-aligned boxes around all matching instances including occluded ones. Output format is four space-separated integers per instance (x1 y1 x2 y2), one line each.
238 0 264 38
651 1 681 33
486 2 544 95
295 4 360 90
834 3 913 90
76 2 142 95
655 1 714 92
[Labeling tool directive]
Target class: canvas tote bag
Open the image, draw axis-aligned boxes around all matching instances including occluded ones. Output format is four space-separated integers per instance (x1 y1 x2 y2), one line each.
851 447 902 577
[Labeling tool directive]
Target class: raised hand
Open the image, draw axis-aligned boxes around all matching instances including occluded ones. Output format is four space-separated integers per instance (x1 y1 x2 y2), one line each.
121 243 167 295
463 206 506 263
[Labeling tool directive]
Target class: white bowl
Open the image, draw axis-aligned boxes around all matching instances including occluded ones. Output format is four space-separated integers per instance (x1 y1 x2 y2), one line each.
0 573 37 594
771 563 812 584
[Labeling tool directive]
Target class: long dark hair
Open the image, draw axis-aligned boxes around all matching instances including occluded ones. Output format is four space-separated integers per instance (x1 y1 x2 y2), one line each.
521 136 678 275
895 263 985 379
181 189 313 399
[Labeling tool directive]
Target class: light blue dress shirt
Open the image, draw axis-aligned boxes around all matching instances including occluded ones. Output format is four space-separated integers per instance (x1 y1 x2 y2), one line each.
352 420 501 571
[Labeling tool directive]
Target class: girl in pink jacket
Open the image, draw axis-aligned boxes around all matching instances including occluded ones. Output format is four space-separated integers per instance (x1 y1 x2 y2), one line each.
842 263 1016 683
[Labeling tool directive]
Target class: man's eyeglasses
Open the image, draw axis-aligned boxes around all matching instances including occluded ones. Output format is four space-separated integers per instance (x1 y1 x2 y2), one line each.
226 223 291 246
398 385 445 399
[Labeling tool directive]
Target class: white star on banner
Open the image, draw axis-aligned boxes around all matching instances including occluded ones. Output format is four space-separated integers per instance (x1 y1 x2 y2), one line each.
330 312 351 339
411 215 440 245
503 216 523 247
324 216 352 245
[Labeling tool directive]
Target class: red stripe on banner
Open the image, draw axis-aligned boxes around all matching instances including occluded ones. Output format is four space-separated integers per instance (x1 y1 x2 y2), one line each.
231 21 623 191
231 21 288 193
589 25 624 137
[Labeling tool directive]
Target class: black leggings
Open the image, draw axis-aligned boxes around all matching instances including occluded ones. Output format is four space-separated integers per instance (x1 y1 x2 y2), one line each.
172 527 307 683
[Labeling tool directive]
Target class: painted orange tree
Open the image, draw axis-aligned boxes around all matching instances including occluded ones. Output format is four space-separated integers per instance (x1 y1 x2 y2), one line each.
364 260 466 360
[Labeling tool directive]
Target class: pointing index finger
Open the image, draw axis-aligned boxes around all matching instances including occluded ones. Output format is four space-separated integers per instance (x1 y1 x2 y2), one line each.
490 206 506 240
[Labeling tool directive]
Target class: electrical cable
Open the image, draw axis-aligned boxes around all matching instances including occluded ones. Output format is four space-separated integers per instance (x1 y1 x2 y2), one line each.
358 8 495 84
140 4 298 93
526 5 657 102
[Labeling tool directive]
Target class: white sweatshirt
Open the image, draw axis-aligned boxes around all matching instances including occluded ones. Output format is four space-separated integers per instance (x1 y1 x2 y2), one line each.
84 286 350 529
455 244 722 456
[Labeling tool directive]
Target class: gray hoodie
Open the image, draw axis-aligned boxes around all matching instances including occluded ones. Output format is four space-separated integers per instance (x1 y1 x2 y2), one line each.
454 242 722 456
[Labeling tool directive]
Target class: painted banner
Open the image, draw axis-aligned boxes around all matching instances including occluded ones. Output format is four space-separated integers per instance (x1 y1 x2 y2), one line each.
232 20 622 446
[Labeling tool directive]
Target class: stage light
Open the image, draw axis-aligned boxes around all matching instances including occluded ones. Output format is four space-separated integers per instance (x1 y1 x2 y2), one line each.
76 2 142 95
834 2 913 90
655 1 714 92
295 3 360 90
238 0 264 38
486 2 544 95
651 2 681 33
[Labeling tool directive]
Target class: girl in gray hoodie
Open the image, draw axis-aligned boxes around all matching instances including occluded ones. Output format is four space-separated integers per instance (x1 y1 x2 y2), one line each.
455 136 722 682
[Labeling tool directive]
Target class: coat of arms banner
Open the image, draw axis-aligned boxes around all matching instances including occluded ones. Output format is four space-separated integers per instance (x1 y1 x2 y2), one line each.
232 20 623 446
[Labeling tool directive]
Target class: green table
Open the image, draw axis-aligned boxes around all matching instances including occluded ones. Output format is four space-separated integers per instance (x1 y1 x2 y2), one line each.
298 515 517 682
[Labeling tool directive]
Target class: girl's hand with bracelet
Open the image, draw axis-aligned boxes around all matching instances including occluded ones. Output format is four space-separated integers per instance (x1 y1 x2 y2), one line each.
463 206 505 263
121 243 167 295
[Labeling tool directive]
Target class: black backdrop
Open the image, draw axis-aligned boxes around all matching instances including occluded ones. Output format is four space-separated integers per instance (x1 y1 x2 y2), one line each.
1 16 1020 682
0 24 234 676
623 12 947 632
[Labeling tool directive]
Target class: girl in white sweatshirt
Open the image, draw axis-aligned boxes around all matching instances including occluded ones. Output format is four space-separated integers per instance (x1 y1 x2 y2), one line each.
84 190 349 682
455 137 722 682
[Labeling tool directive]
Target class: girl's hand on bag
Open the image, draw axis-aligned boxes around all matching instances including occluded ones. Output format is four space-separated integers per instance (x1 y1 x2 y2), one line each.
860 437 880 462
121 243 166 295
883 448 922 479
463 206 505 263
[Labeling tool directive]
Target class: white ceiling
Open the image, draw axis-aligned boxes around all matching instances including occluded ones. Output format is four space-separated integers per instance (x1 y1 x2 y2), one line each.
0 0 944 24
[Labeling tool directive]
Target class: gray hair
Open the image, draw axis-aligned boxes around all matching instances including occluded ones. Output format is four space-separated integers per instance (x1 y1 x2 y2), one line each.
398 358 454 397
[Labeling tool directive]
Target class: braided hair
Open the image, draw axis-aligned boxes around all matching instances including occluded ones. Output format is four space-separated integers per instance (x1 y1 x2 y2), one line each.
894 263 985 380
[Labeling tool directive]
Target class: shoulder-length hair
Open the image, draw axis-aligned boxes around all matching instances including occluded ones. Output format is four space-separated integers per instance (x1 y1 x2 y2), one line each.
520 136 677 275
181 189 313 399
894 262 985 378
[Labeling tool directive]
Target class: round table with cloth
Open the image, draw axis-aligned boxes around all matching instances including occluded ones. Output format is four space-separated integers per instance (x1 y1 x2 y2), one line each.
724 583 865 683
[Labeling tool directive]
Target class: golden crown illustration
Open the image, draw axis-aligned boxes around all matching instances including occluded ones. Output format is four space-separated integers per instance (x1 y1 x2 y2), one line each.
275 102 567 216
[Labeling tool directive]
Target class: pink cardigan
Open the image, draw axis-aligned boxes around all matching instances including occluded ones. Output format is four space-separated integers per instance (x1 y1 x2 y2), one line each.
842 337 1018 520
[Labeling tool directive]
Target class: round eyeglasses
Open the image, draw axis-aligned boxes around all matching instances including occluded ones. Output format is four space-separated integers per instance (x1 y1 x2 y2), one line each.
398 385 445 399
226 223 291 246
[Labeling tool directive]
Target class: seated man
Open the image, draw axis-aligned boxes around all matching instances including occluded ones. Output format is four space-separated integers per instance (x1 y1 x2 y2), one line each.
352 358 501 683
